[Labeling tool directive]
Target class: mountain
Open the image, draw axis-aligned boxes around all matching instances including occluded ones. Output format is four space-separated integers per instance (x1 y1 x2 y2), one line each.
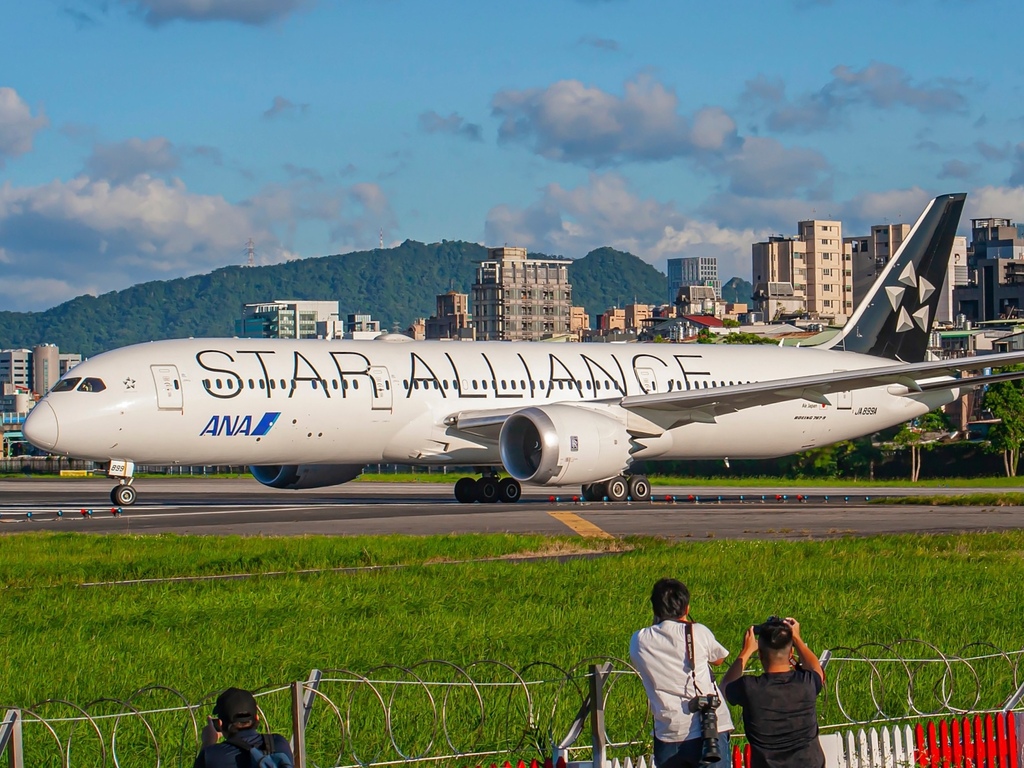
722 276 753 305
0 241 670 356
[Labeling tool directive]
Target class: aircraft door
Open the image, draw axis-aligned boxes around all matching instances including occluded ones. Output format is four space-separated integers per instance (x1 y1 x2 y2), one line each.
151 365 183 411
635 367 658 394
369 366 393 411
833 370 852 409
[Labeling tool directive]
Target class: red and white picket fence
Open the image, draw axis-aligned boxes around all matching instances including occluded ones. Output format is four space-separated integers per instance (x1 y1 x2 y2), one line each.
491 713 1021 768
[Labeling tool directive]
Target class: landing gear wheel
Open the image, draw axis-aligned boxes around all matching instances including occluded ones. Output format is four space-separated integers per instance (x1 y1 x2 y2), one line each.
628 475 651 501
605 476 628 502
498 477 522 503
476 476 500 503
582 483 601 502
111 485 137 507
454 477 477 504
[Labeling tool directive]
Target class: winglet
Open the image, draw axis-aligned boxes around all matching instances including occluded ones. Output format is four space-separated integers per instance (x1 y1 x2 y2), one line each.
825 193 966 361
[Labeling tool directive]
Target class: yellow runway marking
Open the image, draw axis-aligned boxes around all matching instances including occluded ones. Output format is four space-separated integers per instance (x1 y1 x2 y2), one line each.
548 511 614 539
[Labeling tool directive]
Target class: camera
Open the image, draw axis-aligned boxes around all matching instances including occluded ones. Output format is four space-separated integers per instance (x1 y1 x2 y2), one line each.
753 615 785 635
690 694 721 764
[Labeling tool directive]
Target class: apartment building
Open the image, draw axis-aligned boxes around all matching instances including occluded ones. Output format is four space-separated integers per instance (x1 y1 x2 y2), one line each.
425 291 474 340
667 256 721 304
797 218 853 322
236 300 341 339
472 247 573 341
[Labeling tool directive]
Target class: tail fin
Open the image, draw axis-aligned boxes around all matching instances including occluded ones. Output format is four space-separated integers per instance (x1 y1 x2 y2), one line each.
826 192 966 361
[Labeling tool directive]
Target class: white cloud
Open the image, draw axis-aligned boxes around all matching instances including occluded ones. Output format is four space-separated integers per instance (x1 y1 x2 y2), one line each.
0 167 396 311
0 87 48 166
417 111 483 142
744 62 969 134
83 137 180 183
966 186 1024 221
121 0 311 26
485 173 763 281
491 75 739 166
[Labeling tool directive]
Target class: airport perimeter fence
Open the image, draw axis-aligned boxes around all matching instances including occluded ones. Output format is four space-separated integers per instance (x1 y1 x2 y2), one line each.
2 641 1024 768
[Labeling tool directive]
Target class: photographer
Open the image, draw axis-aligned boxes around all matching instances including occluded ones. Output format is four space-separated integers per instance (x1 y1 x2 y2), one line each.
629 578 733 768
720 617 825 768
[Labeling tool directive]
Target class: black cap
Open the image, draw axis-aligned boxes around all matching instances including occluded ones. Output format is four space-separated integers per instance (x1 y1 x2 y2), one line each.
213 687 258 724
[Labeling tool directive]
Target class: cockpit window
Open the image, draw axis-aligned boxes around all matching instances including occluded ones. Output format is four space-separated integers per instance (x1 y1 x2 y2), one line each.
52 378 81 393
77 378 107 393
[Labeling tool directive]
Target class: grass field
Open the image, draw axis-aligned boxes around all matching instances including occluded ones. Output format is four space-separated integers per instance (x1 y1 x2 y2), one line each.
2 531 1023 718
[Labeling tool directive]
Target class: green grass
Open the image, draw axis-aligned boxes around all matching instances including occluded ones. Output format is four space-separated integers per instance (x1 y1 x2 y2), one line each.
2 532 1023 765
873 492 1024 505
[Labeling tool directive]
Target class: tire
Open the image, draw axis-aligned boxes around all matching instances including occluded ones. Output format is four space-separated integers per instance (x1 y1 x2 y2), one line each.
476 476 500 503
498 477 522 503
605 476 628 502
628 475 651 501
581 483 596 501
113 485 137 507
454 477 477 503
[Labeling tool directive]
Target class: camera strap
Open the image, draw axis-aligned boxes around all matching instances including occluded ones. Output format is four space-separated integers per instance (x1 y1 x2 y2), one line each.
684 622 707 696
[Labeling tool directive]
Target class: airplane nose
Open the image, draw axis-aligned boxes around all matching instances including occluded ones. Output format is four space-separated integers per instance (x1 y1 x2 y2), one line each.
24 401 59 451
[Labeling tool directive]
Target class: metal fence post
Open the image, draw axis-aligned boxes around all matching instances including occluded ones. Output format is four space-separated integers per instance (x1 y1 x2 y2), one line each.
590 663 610 768
0 709 23 768
291 681 306 768
1002 678 1024 712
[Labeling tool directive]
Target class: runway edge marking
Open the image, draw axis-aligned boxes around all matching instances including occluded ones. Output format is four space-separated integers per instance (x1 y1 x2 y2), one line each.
548 512 614 539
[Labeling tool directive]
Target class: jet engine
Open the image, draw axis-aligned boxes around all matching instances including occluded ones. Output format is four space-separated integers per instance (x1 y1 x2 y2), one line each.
498 405 631 486
249 464 363 489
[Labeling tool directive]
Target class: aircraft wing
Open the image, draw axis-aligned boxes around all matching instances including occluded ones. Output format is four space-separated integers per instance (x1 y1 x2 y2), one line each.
619 350 1024 422
444 351 1024 434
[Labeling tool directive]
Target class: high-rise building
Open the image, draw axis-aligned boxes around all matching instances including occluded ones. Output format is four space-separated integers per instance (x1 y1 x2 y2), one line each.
797 218 853 321
236 300 340 339
0 350 31 390
846 223 912 308
667 256 721 304
751 236 807 320
426 291 474 340
33 344 60 396
953 219 1024 322
472 247 573 341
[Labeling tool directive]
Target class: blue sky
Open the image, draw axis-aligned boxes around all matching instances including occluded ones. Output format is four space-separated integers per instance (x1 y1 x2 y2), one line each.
2 0 1023 312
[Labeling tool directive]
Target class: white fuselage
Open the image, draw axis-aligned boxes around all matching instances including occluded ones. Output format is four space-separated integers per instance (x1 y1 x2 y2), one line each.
28 337 959 481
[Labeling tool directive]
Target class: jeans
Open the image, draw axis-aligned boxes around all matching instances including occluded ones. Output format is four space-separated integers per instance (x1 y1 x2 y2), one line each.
653 733 732 768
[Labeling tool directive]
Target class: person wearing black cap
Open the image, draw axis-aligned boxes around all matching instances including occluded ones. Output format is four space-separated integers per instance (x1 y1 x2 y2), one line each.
193 687 294 767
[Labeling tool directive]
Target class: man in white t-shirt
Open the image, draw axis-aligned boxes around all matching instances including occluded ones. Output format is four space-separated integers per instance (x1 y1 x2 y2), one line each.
629 578 733 768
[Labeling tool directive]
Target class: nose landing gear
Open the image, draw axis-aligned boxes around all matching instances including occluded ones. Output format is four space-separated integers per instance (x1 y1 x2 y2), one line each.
107 459 138 506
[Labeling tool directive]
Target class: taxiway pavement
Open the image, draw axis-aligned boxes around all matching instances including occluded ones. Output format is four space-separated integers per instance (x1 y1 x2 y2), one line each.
1 479 1022 539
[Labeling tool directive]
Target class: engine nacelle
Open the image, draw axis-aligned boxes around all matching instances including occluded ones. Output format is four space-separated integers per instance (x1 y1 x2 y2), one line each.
498 405 631 486
249 464 363 489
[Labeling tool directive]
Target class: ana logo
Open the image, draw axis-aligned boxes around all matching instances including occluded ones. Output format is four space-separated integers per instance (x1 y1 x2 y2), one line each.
200 412 281 437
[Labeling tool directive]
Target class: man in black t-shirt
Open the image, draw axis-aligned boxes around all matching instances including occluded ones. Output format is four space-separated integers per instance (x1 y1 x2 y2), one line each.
720 617 825 768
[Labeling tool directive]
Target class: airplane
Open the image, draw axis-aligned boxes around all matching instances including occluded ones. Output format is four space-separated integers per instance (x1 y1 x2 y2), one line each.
22 192 1024 507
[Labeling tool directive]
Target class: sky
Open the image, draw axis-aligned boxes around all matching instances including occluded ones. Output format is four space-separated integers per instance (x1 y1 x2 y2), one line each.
2 0 1024 313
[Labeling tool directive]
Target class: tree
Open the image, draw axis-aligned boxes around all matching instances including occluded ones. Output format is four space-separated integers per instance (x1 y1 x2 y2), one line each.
890 409 949 482
983 371 1024 477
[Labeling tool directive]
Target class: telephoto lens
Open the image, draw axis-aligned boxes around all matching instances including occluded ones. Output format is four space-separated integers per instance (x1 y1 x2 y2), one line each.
697 695 721 763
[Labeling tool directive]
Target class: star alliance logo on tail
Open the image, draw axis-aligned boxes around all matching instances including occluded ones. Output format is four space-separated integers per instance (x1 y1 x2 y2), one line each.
200 412 281 437
886 261 935 334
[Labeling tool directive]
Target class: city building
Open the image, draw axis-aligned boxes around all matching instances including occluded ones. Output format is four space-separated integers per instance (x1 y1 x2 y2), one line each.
569 306 590 341
0 349 31 391
751 236 807 320
954 218 1024 322
345 312 381 340
471 247 573 341
846 223 912 308
425 291 474 340
32 344 60 396
235 300 340 339
752 218 853 323
797 218 853 322
667 256 721 304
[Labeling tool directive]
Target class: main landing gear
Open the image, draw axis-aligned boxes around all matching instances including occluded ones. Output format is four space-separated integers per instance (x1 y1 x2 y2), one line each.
581 474 651 502
454 474 522 504
107 459 138 506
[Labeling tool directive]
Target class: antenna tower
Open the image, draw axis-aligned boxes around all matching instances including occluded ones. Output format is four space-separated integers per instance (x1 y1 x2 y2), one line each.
379 228 384 249
244 238 256 267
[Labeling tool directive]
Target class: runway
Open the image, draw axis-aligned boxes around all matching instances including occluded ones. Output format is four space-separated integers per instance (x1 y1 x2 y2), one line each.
2 478 1023 539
